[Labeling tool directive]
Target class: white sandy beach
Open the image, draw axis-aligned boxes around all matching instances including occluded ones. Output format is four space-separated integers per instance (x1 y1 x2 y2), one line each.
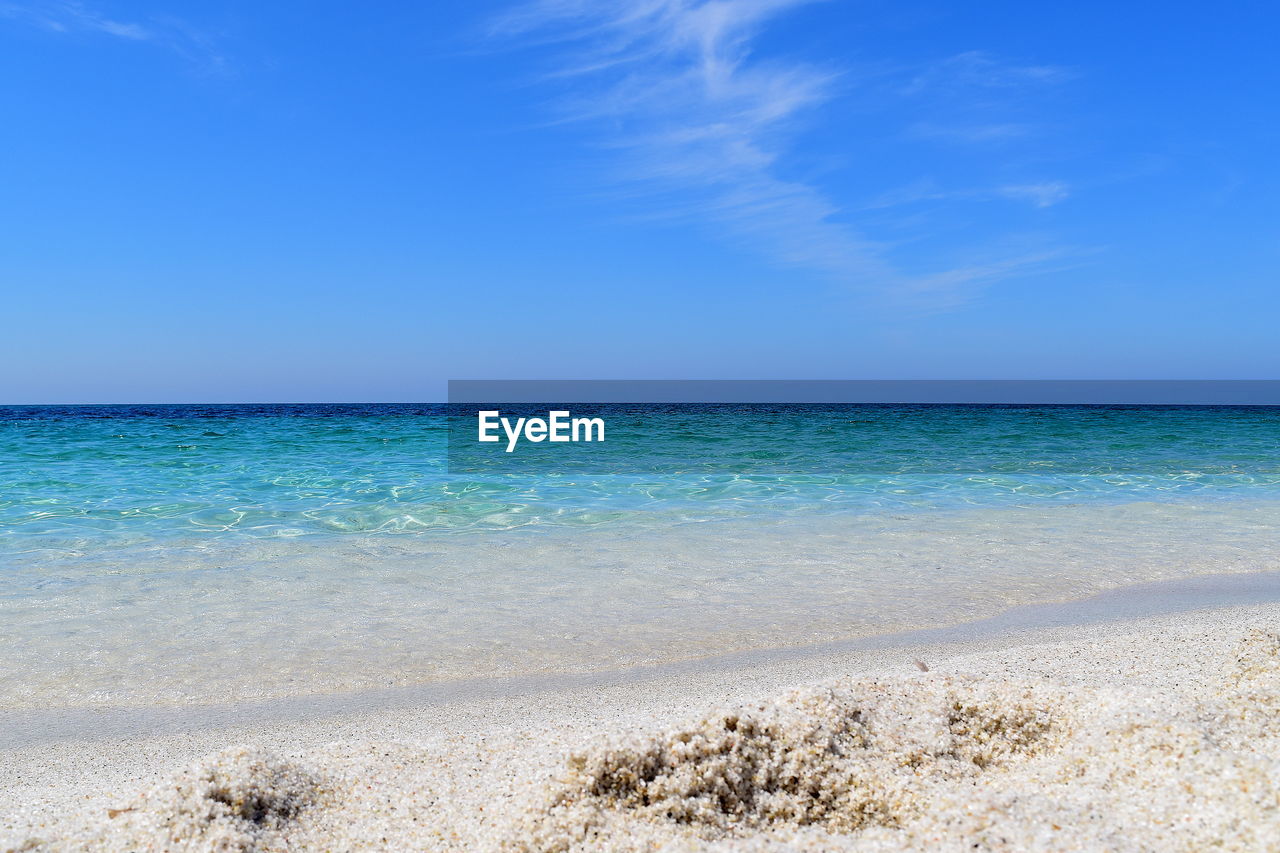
4 596 1280 852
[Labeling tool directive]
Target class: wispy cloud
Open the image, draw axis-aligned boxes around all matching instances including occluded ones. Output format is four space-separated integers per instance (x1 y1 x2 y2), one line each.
0 1 223 68
998 182 1070 208
908 121 1033 145
2 0 142 38
492 1 1076 305
490 0 907 284
903 50 1071 95
901 247 1077 311
867 178 1070 210
901 51 1070 149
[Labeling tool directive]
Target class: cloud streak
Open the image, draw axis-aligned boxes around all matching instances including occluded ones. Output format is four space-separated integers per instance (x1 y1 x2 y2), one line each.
492 0 907 283
0 1 222 68
493 1 1075 304
999 182 1070 208
902 50 1071 95
867 179 1071 211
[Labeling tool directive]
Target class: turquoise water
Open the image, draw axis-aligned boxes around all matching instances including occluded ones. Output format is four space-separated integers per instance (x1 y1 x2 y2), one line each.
2 404 1279 711
4 404 1280 550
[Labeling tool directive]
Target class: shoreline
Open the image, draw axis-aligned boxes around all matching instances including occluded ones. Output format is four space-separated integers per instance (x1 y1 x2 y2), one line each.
5 579 1280 850
6 567 1280 752
7 498 1279 716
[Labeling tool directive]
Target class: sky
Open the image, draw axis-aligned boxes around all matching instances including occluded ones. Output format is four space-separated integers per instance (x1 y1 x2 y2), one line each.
0 0 1277 403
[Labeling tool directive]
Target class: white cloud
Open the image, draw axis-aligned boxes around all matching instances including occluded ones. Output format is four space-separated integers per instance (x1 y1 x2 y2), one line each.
998 182 1070 208
0 1 222 67
866 179 1070 210
909 121 1033 144
899 247 1078 311
903 50 1071 95
492 0 902 282
901 51 1071 152
2 1 149 39
494 1 1076 304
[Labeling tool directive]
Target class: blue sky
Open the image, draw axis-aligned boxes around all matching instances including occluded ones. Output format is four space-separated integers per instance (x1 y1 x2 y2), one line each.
1 0 1276 402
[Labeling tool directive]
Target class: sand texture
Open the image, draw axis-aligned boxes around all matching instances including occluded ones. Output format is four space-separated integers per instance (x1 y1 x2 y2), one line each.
4 604 1280 851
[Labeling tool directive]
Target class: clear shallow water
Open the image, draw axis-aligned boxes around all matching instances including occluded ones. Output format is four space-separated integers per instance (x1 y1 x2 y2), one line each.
2 404 1279 710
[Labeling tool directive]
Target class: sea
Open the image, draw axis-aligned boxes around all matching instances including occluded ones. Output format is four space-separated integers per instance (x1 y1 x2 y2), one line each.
3 402 1279 712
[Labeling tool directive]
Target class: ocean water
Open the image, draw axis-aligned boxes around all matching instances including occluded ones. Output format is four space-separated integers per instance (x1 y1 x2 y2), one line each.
3 403 1280 711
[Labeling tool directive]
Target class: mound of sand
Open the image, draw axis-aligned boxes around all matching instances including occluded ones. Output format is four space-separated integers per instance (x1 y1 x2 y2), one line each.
512 676 1060 850
19 747 324 852
509 630 1280 851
